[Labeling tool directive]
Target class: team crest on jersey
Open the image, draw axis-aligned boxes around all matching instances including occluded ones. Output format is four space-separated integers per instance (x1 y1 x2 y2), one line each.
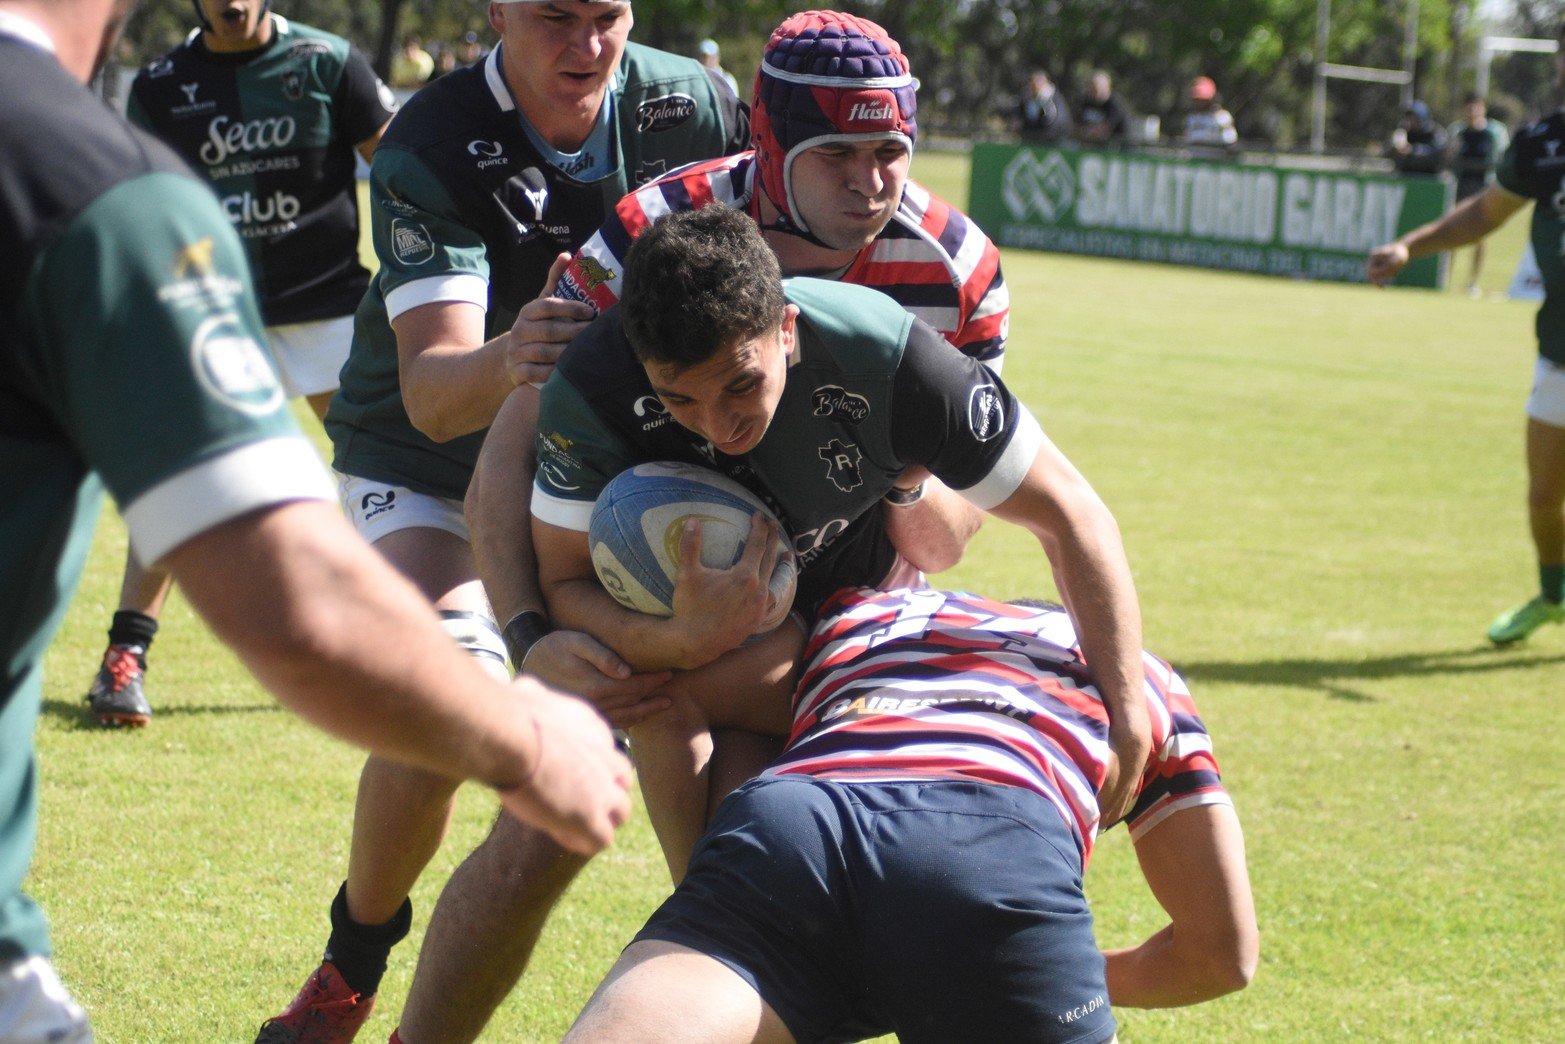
631 159 668 188
572 256 616 294
391 219 435 265
968 384 1005 442
180 83 200 104
280 70 305 102
190 313 284 416
810 385 869 423
818 439 864 492
636 93 696 133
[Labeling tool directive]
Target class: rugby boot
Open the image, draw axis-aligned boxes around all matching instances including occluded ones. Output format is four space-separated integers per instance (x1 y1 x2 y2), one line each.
1486 595 1565 645
85 645 151 727
255 962 374 1044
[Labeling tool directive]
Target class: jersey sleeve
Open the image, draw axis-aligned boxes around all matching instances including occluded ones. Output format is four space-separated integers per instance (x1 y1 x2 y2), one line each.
333 43 398 147
1124 660 1232 843
889 321 1045 510
368 146 490 322
24 171 332 566
531 370 639 532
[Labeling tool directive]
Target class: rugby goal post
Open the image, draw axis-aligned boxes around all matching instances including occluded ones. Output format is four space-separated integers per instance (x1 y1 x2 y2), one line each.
1309 0 1420 153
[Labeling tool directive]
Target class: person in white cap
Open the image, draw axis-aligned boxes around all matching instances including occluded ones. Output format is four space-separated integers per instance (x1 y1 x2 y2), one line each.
696 36 737 93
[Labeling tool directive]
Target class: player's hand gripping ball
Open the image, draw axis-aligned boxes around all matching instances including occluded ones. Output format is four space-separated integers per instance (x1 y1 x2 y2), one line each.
589 461 797 634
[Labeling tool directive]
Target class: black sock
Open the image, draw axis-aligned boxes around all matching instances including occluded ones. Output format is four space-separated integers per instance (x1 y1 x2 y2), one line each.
323 883 412 998
107 610 159 664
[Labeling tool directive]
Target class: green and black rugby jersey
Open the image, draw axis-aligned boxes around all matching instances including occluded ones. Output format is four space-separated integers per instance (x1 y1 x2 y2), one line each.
327 42 748 499
533 279 1045 614
0 27 331 962
1498 112 1565 365
127 16 395 326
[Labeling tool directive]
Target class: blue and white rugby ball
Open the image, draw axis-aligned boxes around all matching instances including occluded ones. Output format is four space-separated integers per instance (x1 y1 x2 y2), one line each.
589 461 797 634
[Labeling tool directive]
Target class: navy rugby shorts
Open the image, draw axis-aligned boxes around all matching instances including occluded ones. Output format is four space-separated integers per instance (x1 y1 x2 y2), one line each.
635 775 1116 1044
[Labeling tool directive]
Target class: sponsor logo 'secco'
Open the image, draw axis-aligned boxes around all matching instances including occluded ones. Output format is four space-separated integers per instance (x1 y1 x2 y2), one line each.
636 93 696 133
200 114 298 165
223 191 300 225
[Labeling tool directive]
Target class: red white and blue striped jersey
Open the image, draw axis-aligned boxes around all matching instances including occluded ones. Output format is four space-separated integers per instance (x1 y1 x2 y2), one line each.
769 587 1230 863
554 151 1009 371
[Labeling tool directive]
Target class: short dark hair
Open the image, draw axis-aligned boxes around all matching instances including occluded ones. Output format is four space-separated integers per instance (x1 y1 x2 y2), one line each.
1463 91 1485 106
620 205 786 369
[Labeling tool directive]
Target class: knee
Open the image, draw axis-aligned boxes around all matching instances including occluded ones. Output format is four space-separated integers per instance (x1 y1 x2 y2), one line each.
476 813 591 902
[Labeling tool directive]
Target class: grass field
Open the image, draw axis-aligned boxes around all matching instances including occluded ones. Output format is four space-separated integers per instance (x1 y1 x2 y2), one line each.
31 152 1564 1041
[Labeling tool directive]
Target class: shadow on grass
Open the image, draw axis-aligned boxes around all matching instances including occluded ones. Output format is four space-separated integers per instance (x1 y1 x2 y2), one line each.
1176 646 1565 702
39 697 281 729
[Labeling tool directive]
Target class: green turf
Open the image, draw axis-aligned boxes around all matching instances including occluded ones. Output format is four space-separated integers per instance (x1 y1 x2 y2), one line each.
30 156 1563 1040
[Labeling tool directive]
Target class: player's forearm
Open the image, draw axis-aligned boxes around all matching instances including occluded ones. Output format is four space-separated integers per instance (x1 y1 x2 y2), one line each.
882 477 983 575
543 575 718 671
468 388 547 623
168 502 539 788
400 333 516 442
1103 925 1252 1007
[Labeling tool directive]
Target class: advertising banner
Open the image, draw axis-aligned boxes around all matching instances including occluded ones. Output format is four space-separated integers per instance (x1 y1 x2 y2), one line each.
968 143 1451 288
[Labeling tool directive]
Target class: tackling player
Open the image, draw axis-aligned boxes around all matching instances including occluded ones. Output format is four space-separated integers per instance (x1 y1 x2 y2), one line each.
1367 21 1565 647
86 0 396 727
0 1 628 1038
532 204 1151 881
566 587 1258 1043
258 3 749 1041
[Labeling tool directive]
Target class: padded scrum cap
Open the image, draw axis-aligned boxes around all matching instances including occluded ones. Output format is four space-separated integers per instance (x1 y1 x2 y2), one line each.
752 10 917 233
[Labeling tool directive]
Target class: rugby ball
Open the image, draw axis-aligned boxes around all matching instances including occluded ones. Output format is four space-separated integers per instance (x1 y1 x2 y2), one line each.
589 461 797 634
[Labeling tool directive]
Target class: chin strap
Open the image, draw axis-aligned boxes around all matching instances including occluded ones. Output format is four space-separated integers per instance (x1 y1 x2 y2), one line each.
753 186 838 251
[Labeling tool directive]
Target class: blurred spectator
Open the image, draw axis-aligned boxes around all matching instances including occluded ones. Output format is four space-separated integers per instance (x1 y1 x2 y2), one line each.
458 30 486 66
1448 92 1509 293
1077 69 1129 145
1181 76 1238 152
427 45 457 81
696 38 738 94
1387 100 1446 175
1016 68 1073 144
389 33 433 88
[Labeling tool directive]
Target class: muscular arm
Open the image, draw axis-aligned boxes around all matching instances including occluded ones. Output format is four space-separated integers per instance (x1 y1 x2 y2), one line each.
987 438 1151 823
396 254 593 442
1366 183 1528 285
1104 804 1258 1007
163 499 631 854
534 515 781 672
468 387 673 712
881 473 983 575
355 119 391 165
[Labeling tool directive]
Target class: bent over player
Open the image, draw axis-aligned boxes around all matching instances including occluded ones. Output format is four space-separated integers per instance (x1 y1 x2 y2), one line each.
86 0 395 726
566 587 1258 1043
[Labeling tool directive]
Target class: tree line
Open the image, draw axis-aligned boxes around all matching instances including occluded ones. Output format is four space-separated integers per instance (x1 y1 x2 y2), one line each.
119 0 1565 151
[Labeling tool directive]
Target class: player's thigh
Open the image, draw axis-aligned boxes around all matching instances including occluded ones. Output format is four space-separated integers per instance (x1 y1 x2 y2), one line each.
565 940 793 1044
336 474 481 606
858 782 1116 1044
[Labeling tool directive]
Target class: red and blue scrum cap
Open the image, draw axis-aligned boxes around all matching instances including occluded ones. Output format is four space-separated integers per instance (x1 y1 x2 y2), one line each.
752 11 917 233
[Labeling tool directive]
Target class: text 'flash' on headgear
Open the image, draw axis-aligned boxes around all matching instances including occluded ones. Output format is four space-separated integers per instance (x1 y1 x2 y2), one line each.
752 10 916 234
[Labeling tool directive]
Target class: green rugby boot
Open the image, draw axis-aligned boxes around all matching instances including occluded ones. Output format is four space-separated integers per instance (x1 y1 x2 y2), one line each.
1486 596 1565 645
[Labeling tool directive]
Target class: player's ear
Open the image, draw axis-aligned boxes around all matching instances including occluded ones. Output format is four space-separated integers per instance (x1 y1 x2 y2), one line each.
778 304 800 356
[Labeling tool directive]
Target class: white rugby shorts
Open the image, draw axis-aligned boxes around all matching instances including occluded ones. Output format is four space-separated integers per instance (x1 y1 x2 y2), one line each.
1526 357 1565 427
265 314 355 399
336 473 470 545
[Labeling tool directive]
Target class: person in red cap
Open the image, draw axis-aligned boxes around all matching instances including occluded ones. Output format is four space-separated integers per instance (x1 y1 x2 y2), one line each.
1180 75 1238 151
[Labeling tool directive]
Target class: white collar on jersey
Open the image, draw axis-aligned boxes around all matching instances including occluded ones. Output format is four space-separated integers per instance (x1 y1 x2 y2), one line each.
483 41 620 114
0 10 56 53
